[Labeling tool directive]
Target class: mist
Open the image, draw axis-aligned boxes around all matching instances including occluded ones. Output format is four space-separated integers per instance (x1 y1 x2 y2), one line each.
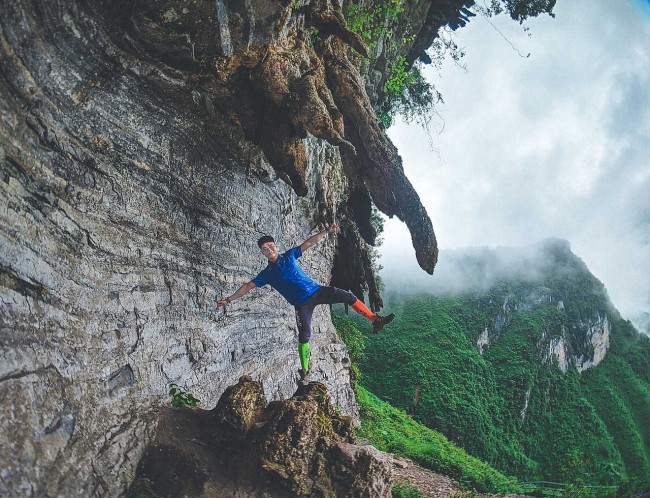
378 0 650 335
379 238 588 296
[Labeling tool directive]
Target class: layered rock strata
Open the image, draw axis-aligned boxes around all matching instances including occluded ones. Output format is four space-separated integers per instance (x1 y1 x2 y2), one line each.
0 0 465 495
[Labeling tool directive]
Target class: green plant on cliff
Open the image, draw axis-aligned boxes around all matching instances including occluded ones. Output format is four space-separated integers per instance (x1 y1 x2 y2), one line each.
345 0 405 47
391 480 423 498
169 383 200 408
477 0 557 23
344 0 442 128
378 60 440 128
345 0 557 128
379 25 468 129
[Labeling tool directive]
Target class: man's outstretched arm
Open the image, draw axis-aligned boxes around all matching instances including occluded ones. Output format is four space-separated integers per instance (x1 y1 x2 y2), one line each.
216 281 256 308
300 223 339 252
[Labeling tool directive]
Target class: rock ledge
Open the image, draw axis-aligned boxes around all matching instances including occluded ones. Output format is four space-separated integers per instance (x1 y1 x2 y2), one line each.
128 376 392 497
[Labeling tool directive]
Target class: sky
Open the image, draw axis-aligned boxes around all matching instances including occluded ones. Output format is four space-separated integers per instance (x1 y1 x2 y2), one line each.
379 0 650 331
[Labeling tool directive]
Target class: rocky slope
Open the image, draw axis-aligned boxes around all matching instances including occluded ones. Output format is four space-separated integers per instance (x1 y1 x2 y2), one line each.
126 375 506 498
0 0 471 495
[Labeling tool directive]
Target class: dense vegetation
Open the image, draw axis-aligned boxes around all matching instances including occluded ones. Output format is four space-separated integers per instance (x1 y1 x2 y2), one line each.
335 313 521 494
356 383 520 493
335 241 650 496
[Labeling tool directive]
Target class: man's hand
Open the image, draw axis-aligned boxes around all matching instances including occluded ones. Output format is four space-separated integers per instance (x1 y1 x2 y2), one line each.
216 282 255 309
300 222 339 252
327 222 339 234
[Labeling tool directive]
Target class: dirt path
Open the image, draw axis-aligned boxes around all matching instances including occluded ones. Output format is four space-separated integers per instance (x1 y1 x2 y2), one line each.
391 456 527 498
392 456 463 497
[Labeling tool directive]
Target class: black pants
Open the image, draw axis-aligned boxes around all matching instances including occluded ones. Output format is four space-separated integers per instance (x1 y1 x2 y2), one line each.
295 286 356 342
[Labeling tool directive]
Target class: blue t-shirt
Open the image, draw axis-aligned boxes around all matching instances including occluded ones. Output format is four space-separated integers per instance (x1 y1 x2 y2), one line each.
251 246 321 306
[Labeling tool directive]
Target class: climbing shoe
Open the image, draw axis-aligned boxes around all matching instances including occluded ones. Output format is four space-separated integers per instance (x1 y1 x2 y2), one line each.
372 313 395 334
298 368 312 385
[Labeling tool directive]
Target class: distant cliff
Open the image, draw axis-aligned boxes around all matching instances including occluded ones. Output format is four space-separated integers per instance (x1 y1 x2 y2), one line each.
349 238 650 492
469 239 613 373
0 0 472 495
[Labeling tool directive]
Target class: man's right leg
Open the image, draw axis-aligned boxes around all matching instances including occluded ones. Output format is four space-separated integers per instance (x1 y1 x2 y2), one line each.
350 298 395 333
350 299 375 320
314 287 395 334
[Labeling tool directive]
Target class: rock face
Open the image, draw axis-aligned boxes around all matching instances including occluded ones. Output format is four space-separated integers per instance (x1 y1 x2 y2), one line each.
476 288 554 354
128 376 393 497
0 114 355 495
0 10 352 497
0 0 464 495
469 240 613 374
548 313 611 373
477 290 611 373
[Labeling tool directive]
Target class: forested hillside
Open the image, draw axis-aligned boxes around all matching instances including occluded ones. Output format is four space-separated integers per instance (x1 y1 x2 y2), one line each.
336 239 650 495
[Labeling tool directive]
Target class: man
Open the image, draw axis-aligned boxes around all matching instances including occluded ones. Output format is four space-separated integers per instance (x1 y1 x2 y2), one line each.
216 223 395 382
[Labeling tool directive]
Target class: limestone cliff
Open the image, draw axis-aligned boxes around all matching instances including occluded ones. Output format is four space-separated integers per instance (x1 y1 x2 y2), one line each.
0 0 467 495
477 287 611 373
474 240 613 374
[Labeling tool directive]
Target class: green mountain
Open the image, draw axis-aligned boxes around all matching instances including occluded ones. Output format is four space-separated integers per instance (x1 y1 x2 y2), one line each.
337 239 650 494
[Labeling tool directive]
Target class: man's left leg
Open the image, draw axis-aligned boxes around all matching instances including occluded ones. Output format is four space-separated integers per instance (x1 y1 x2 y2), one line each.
295 302 317 380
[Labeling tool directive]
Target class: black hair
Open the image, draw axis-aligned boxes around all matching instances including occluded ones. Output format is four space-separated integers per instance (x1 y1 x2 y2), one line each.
257 235 275 248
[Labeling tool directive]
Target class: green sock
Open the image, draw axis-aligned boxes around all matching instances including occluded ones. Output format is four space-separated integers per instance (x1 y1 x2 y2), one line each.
298 342 310 372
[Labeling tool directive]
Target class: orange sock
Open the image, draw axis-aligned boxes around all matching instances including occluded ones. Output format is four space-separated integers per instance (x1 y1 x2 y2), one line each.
351 299 376 322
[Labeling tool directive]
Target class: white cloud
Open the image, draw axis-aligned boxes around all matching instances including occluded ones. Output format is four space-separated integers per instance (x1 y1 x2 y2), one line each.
380 0 650 330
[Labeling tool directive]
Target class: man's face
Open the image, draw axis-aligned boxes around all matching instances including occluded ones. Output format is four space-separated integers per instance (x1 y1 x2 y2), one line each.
260 241 279 261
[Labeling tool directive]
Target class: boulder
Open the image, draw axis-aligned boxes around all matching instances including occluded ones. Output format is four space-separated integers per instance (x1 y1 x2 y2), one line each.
212 375 267 433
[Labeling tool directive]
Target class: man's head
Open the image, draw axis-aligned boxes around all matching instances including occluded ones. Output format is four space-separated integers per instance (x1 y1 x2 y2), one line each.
257 235 279 261
257 235 274 248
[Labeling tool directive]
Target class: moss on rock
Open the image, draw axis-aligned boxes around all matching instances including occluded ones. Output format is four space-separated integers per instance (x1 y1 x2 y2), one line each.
212 375 267 434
